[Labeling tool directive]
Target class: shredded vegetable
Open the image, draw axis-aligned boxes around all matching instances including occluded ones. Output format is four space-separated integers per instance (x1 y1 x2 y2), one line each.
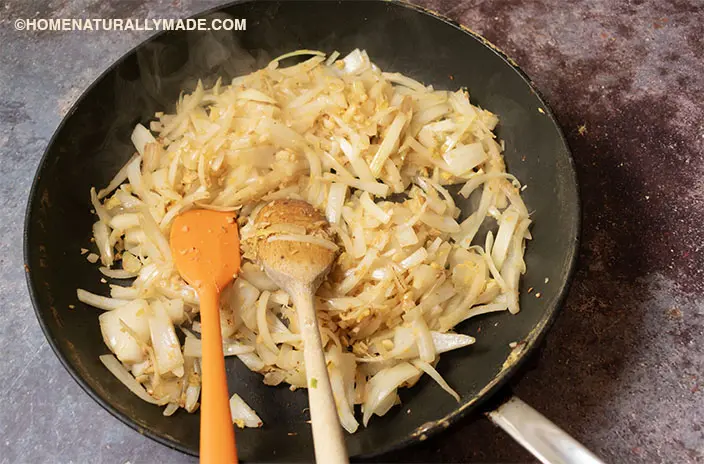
79 49 531 428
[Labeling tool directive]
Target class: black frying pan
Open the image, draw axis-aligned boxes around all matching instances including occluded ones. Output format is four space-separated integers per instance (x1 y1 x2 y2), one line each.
24 1 591 462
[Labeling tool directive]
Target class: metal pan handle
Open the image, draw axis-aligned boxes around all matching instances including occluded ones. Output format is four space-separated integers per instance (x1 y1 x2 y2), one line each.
487 396 605 464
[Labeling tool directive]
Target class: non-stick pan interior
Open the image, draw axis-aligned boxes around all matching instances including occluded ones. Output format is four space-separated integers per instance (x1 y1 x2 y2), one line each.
25 1 579 461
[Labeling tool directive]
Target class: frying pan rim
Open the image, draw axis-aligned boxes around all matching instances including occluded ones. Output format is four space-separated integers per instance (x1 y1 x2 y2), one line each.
23 0 581 460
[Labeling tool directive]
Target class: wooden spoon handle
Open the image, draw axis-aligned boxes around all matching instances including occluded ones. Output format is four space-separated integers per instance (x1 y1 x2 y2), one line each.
199 286 238 464
292 289 349 464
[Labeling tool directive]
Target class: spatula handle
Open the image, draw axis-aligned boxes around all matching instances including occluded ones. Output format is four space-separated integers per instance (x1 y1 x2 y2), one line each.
199 286 238 464
292 289 349 464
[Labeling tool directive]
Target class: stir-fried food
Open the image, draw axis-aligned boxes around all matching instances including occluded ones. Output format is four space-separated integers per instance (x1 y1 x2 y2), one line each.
78 49 531 432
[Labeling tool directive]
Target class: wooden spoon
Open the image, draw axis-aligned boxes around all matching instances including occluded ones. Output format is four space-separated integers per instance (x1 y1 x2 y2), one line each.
255 199 349 464
171 209 240 464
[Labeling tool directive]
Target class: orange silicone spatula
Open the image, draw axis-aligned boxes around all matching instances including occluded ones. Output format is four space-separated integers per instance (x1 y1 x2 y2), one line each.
170 209 240 464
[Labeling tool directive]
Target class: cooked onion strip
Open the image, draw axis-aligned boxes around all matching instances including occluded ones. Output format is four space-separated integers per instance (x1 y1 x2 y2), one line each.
411 359 460 402
267 234 339 251
230 393 263 428
77 289 129 310
100 354 167 405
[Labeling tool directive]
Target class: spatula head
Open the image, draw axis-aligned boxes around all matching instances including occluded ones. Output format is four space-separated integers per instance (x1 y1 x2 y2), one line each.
170 209 241 292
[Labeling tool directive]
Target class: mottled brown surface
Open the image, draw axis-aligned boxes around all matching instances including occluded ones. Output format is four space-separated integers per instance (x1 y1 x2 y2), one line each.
1 0 702 463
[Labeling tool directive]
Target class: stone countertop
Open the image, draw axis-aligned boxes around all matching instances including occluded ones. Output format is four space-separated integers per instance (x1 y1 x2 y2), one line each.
1 0 702 462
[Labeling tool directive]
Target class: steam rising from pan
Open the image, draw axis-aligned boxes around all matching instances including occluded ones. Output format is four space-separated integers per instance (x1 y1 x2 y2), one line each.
134 12 271 107
99 11 271 185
